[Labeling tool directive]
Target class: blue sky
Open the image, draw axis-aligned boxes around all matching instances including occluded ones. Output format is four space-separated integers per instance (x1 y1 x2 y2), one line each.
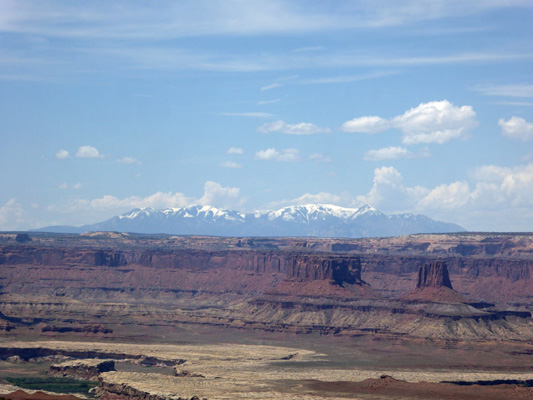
1 0 532 231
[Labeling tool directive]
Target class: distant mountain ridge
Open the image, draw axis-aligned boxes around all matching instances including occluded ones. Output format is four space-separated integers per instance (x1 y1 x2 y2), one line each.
34 204 465 238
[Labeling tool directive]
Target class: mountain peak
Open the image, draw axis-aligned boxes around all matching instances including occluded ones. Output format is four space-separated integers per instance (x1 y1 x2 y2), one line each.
36 203 465 238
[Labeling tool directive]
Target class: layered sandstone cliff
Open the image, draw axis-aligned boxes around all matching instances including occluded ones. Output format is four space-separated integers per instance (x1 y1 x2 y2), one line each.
48 359 115 381
403 261 468 303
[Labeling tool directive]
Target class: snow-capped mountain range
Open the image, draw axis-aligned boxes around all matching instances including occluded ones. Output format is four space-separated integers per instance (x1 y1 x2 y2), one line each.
35 204 465 238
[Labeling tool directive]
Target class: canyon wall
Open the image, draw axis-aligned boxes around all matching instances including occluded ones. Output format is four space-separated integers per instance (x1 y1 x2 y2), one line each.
0 232 532 303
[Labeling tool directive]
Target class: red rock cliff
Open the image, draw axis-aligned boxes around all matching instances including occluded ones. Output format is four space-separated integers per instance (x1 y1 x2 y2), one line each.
416 260 453 289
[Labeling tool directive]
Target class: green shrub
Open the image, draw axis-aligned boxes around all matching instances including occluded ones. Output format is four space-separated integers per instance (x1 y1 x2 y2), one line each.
3 376 98 395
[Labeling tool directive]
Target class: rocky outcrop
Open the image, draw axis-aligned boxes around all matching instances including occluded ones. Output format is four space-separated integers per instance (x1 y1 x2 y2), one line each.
175 369 205 378
404 261 468 303
416 260 453 289
99 378 205 400
48 359 115 381
286 254 363 285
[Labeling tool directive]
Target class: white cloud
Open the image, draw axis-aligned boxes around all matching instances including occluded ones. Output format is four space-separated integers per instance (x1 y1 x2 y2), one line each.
393 100 478 144
255 161 533 231
341 116 391 134
117 157 141 164
227 147 244 155
265 191 353 210
76 145 103 158
474 84 533 98
221 112 273 118
260 83 281 91
55 149 69 159
308 153 332 163
341 100 478 144
53 181 247 223
0 198 28 230
220 161 242 168
198 181 247 209
258 120 331 135
302 70 398 85
357 163 533 230
418 181 471 210
356 166 428 211
2 2 527 41
255 148 300 162
364 146 414 161
499 116 533 141
257 99 281 105
58 183 82 190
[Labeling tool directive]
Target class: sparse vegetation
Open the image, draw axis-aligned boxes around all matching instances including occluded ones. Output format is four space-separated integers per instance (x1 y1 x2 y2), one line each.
3 376 98 395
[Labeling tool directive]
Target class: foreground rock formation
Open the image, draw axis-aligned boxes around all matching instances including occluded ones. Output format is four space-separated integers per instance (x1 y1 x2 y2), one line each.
48 359 115 381
1 340 533 400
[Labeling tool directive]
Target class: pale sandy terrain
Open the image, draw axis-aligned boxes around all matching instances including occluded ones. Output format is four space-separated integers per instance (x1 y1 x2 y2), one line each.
1 341 532 400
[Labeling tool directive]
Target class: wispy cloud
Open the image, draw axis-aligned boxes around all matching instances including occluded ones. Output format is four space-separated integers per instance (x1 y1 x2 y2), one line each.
257 99 281 106
292 46 325 53
2 1 529 39
301 70 398 85
227 147 244 155
221 112 273 118
473 84 533 98
309 153 332 163
364 146 430 161
260 83 281 91
220 161 242 168
117 157 141 164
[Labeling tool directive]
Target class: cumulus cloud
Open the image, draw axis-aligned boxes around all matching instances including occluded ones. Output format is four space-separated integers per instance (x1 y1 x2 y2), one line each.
340 116 391 134
227 147 244 155
341 100 478 144
255 148 300 162
198 181 247 209
53 181 247 224
220 161 242 168
76 145 104 158
255 161 533 230
499 116 533 141
394 100 478 144
0 198 29 230
258 120 331 135
364 146 413 161
117 157 141 164
359 163 533 230
55 149 70 159
418 181 470 210
356 166 429 211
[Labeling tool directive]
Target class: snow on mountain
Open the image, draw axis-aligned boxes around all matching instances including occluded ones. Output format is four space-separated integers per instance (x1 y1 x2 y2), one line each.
34 204 465 237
